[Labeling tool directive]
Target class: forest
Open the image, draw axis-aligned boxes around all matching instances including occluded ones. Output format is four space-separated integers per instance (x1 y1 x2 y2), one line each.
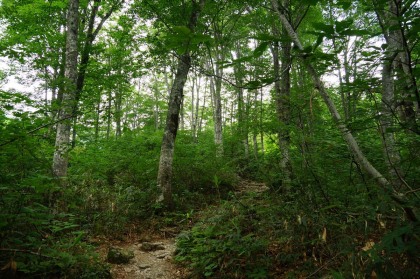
0 0 419 278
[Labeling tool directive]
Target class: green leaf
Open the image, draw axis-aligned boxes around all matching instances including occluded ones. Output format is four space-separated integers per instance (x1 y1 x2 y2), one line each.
172 25 191 36
335 19 353 33
301 0 320 5
312 22 334 36
336 0 352 9
252 34 279 42
253 41 269 57
4 104 14 110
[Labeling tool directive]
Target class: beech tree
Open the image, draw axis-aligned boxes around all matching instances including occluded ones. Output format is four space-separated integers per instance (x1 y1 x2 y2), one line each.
156 0 206 208
52 0 79 180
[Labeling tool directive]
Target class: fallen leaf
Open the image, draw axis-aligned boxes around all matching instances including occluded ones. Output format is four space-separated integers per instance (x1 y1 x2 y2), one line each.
362 241 375 251
321 227 327 242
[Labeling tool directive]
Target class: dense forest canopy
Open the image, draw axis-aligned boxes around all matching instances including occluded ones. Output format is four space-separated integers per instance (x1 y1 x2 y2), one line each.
0 0 419 278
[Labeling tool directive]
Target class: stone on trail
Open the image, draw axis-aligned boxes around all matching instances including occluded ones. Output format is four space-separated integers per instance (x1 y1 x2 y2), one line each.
140 242 166 252
107 247 134 264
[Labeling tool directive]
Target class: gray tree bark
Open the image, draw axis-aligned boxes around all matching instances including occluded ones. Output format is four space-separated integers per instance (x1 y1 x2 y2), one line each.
375 0 408 188
209 38 224 156
270 20 292 189
156 0 205 208
52 0 79 181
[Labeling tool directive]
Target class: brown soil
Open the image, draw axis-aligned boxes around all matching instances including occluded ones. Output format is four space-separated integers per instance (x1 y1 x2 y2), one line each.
99 179 268 279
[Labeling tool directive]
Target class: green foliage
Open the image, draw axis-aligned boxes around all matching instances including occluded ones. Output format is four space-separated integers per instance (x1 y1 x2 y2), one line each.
67 132 162 235
366 222 420 278
175 195 271 278
0 179 110 278
173 131 238 207
175 185 416 278
0 107 109 277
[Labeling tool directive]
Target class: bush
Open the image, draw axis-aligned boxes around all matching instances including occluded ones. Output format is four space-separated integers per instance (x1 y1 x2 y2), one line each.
175 197 271 278
0 181 110 278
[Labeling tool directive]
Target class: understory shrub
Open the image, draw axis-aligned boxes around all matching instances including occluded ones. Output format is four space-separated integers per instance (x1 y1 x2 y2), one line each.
0 181 110 278
175 188 416 278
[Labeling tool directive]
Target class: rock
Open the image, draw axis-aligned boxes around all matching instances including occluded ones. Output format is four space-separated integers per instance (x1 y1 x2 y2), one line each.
140 242 166 252
107 247 134 264
155 253 168 259
138 264 151 269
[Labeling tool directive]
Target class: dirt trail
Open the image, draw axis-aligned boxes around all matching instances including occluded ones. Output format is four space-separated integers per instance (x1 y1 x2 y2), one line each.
107 239 181 279
104 179 268 279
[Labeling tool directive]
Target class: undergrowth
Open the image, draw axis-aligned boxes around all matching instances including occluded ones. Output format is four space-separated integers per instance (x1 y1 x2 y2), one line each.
175 189 419 278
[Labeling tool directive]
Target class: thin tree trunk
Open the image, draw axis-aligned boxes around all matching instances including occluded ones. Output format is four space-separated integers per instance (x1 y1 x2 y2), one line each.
154 82 160 131
260 87 265 155
106 90 112 139
191 76 195 138
156 0 205 208
211 44 224 156
233 44 248 157
193 75 201 141
52 0 79 180
198 78 207 136
270 21 292 189
115 86 122 138
95 93 101 141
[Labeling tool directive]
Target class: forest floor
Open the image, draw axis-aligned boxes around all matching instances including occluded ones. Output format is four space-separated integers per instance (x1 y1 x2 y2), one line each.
97 180 269 279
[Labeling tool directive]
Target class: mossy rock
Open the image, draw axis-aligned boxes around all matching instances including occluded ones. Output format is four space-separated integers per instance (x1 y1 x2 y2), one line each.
107 247 134 264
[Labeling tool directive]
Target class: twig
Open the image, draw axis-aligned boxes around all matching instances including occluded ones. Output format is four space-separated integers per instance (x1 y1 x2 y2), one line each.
0 114 74 147
304 253 339 278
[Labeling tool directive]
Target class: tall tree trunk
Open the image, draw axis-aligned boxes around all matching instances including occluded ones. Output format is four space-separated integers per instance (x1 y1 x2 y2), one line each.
154 81 160 131
106 90 112 139
375 0 405 188
233 44 248 157
52 0 79 180
156 0 205 208
279 17 292 188
271 22 292 189
94 93 101 141
210 40 224 156
192 74 201 141
191 76 196 138
260 87 265 155
115 87 122 138
374 0 419 130
198 78 207 136
271 0 417 222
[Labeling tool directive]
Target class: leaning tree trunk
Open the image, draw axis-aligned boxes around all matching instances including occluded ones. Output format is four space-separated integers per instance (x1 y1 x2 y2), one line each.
156 0 205 208
52 0 79 181
271 0 417 222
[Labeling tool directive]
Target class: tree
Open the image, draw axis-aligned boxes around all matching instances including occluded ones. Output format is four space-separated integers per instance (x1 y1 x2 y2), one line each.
52 0 79 180
156 0 206 208
270 0 417 222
